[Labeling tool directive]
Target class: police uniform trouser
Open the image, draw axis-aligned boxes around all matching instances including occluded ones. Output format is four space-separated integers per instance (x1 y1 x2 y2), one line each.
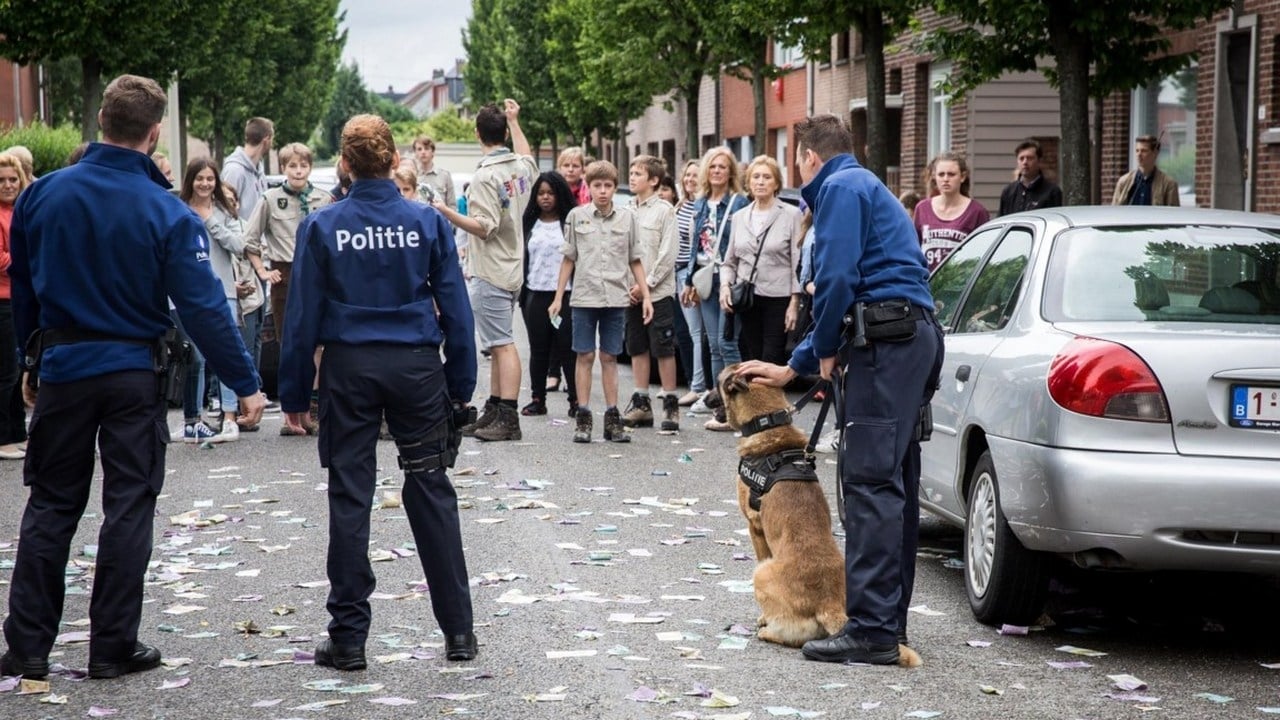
318 343 472 646
839 313 944 645
4 370 166 664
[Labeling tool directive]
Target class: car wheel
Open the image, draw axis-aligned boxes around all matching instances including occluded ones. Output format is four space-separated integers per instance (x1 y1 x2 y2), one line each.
964 450 1051 626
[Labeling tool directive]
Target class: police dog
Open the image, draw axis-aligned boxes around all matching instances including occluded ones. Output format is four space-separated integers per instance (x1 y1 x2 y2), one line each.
711 365 921 667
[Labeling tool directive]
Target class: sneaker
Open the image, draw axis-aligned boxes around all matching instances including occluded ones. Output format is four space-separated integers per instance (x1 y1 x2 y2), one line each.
660 394 680 431
264 400 281 412
573 407 592 443
462 401 496 437
521 397 547 416
209 422 239 443
603 407 630 443
181 422 218 444
815 428 840 454
475 404 522 442
689 392 712 415
621 392 653 428
677 390 701 406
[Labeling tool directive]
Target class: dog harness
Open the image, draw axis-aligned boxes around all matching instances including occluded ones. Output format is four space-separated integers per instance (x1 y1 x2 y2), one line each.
737 409 820 511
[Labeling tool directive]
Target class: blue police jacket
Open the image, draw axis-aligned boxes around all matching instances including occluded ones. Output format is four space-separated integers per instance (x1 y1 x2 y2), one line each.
788 154 932 376
9 143 259 395
278 178 476 413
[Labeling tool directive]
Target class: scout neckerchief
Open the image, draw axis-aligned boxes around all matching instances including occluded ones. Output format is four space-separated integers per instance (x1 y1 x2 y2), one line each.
281 181 316 216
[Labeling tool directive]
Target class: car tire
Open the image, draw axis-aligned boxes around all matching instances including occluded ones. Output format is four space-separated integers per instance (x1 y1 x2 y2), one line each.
964 450 1051 626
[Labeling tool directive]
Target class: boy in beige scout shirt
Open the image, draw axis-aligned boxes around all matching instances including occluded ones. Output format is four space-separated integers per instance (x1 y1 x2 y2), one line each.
245 141 331 434
621 155 680 432
433 99 538 443
548 161 653 444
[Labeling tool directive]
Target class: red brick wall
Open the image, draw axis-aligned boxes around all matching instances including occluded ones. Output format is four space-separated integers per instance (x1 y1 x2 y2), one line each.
0 62 40 129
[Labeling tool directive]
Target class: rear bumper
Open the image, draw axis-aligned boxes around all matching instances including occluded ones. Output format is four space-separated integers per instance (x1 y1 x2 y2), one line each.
990 436 1280 572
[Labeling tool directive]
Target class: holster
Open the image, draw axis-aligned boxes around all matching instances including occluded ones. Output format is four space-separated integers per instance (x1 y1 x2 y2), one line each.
844 299 923 345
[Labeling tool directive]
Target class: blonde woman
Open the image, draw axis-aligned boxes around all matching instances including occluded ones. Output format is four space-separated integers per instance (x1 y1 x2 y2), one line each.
679 147 748 430
0 153 28 458
719 156 804 367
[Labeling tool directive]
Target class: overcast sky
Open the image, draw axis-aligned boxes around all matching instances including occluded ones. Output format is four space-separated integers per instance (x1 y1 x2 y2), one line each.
339 1 471 95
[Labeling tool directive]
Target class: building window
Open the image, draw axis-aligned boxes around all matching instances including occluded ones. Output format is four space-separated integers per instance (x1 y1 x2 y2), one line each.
928 62 952 159
835 31 850 62
772 39 803 68
775 128 789 187
1130 61 1197 205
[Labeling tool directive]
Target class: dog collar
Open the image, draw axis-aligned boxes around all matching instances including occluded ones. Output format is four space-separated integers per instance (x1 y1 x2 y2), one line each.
739 409 793 437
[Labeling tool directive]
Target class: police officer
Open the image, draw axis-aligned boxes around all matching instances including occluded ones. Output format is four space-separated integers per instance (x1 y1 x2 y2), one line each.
737 114 944 666
277 114 478 671
1 74 264 680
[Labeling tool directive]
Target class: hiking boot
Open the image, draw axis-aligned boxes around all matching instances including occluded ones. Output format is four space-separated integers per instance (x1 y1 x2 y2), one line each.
573 407 592 443
603 407 630 443
660 394 680 431
475 404 522 442
462 401 496 437
621 392 653 428
521 397 547 416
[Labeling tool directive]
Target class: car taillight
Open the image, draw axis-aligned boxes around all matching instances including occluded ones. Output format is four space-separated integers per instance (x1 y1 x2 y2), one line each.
1047 337 1170 422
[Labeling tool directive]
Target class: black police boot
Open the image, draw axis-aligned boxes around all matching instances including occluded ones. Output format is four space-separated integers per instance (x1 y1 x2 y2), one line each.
573 407 592 443
88 642 163 679
660 393 680 431
621 392 653 428
445 632 478 661
474 404 522 442
603 407 630 443
800 631 899 665
314 639 367 671
0 650 49 679
461 401 495 437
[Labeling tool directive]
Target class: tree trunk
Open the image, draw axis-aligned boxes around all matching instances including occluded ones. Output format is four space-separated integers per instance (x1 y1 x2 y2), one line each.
752 63 767 160
683 72 703 163
861 7 888 180
1048 2 1091 205
1091 96 1104 204
79 57 102 142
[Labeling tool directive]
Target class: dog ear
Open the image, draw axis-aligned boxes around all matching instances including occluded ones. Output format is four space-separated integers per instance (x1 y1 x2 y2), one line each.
725 376 751 396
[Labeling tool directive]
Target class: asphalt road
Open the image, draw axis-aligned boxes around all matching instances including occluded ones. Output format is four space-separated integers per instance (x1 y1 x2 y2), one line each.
3 345 1280 719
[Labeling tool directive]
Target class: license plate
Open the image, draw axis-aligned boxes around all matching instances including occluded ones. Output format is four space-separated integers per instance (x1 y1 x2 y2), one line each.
1230 385 1280 430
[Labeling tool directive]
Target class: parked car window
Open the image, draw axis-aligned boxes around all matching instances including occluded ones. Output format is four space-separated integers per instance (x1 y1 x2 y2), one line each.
1044 225 1280 324
929 227 1001 331
953 228 1034 334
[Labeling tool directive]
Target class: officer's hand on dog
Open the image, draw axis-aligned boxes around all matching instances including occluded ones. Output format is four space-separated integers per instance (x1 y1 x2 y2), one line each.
734 360 795 388
238 392 267 427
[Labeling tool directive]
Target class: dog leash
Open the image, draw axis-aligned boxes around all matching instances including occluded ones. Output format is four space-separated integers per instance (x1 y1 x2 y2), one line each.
793 366 842 458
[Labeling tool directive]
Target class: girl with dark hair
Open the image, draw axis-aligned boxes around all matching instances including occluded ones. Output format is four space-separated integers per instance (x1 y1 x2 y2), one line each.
177 157 248 442
519 171 578 417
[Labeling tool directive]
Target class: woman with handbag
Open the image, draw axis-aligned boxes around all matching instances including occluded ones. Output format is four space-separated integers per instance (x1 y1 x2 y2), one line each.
680 148 748 430
720 156 803 367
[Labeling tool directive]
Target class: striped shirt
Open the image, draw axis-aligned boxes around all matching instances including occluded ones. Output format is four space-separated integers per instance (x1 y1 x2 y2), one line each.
674 200 697 267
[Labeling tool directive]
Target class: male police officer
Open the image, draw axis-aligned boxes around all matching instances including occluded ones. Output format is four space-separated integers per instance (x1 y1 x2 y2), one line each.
1 74 264 680
277 114 478 671
737 114 944 665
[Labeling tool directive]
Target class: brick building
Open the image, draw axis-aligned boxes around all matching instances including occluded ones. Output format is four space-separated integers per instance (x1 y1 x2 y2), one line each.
0 60 44 129
620 2 1279 214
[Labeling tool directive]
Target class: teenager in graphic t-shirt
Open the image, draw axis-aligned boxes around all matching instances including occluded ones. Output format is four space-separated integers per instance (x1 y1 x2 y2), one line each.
913 152 989 273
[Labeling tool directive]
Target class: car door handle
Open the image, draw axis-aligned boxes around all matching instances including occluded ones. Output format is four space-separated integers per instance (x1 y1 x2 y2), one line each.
955 365 971 382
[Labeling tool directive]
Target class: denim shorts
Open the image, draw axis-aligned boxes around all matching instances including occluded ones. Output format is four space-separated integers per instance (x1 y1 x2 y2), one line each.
470 277 517 349
571 306 626 356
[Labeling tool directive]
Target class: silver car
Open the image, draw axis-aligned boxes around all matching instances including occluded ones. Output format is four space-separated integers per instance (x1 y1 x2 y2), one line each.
919 206 1280 626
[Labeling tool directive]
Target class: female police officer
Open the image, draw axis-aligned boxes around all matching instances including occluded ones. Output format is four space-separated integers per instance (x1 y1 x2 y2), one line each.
276 114 479 670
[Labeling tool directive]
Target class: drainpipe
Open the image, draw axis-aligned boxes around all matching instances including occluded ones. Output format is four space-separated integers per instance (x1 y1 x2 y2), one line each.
13 64 23 128
806 59 816 118
36 63 46 124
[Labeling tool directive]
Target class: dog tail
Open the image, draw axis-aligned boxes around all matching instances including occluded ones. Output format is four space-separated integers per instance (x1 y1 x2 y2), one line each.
898 644 923 668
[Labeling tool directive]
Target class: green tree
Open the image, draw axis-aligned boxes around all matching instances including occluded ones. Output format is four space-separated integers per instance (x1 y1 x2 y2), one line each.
320 63 374 157
923 0 1233 205
0 0 197 140
778 2 923 179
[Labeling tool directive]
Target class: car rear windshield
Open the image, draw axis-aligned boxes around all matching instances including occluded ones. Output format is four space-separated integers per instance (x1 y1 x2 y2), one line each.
1044 225 1280 324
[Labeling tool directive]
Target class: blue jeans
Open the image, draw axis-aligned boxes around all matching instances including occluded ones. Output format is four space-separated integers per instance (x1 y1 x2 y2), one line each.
675 268 706 392
698 295 740 381
170 309 205 422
